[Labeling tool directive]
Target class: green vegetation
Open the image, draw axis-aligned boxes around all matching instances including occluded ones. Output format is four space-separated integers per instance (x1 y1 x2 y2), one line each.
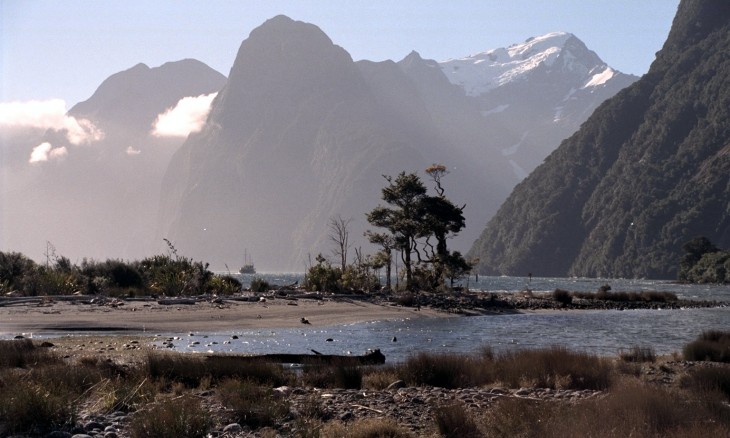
468 4 730 280
678 236 730 283
1 334 729 437
0 240 242 298
304 165 472 294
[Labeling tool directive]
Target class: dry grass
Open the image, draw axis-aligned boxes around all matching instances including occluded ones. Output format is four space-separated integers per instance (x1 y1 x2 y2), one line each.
683 330 730 362
321 417 415 438
1 336 729 437
216 378 290 429
397 346 612 390
129 394 212 438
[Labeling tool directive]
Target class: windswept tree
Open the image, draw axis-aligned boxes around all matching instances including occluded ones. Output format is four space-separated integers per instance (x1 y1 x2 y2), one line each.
366 172 428 290
367 168 470 291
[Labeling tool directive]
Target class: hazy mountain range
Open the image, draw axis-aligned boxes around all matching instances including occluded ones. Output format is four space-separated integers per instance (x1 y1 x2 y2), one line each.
2 17 637 271
468 0 730 279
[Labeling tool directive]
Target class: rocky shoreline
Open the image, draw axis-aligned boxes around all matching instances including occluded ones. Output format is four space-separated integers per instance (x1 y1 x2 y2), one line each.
14 353 723 438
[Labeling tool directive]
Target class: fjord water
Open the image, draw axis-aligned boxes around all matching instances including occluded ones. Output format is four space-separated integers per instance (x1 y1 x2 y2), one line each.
161 274 729 362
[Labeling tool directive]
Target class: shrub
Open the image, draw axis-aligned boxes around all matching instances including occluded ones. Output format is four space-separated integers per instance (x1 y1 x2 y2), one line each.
552 288 573 305
394 292 417 307
305 255 342 292
129 394 211 438
208 274 241 295
249 276 270 293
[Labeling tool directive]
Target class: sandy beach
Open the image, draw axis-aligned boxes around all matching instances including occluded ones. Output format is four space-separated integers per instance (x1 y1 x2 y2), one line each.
0 295 449 336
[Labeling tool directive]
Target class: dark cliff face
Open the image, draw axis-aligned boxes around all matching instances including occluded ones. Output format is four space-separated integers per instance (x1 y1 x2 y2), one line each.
468 0 730 279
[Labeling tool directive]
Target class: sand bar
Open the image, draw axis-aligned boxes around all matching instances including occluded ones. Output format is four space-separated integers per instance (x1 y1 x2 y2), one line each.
0 295 449 336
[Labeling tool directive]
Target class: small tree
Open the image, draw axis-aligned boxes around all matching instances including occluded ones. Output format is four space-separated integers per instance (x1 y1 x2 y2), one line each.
366 231 395 291
328 215 352 271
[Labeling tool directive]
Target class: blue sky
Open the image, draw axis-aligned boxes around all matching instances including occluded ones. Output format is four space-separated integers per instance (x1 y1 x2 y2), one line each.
2 0 679 107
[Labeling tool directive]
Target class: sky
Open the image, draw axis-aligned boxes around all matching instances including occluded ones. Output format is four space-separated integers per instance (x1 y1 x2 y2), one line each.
1 0 680 108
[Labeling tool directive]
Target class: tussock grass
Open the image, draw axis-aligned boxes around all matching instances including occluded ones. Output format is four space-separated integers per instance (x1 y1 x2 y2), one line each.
0 373 79 435
2 336 729 437
321 417 415 438
129 394 211 438
217 378 290 429
362 366 400 390
300 364 363 389
0 339 59 368
399 347 612 390
681 366 730 400
146 352 291 387
401 352 489 388
434 402 482 438
683 330 730 362
481 379 730 437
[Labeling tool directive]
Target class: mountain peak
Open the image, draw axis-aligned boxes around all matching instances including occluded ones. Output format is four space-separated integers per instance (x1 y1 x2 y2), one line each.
439 32 610 96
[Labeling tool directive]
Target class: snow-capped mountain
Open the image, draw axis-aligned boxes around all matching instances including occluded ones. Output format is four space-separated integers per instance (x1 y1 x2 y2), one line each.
433 32 638 181
440 32 612 95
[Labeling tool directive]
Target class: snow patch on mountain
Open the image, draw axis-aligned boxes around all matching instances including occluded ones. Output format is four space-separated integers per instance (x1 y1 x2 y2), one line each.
439 32 573 96
582 66 616 88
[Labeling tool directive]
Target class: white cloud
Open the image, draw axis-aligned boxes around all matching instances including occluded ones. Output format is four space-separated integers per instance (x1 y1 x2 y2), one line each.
151 92 217 137
126 146 142 155
29 142 67 163
0 99 104 144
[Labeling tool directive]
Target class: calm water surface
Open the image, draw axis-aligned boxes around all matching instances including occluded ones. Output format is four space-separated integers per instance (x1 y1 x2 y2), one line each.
159 274 729 362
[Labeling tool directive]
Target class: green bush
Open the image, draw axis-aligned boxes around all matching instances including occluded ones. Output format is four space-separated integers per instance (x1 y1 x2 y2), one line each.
249 276 270 292
305 255 342 292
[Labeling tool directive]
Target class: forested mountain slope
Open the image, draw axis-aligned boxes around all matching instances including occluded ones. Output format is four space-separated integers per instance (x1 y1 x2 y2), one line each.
468 0 730 279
